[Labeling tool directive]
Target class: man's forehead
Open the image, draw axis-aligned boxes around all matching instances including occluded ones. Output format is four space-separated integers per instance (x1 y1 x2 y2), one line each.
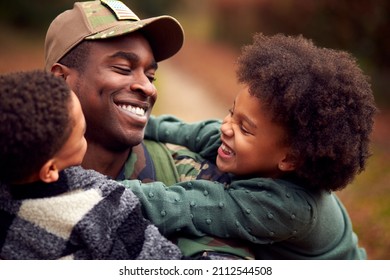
86 35 158 68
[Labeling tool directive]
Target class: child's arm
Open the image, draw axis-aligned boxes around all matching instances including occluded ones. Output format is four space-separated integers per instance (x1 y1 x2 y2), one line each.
145 115 222 160
121 178 315 244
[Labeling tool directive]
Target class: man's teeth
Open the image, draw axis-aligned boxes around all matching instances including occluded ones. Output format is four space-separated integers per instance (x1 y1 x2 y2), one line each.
221 143 234 155
119 104 146 116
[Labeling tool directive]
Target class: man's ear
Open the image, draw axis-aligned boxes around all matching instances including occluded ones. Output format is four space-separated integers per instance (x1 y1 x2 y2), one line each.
50 63 71 80
278 154 297 172
39 159 60 183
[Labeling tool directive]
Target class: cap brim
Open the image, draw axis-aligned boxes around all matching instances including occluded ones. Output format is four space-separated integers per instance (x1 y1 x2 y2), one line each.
85 16 184 62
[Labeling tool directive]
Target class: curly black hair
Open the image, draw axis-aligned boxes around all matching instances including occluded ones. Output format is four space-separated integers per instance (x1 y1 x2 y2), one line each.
0 70 72 183
237 33 377 192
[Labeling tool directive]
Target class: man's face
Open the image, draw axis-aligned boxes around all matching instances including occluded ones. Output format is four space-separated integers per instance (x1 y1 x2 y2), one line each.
68 32 158 151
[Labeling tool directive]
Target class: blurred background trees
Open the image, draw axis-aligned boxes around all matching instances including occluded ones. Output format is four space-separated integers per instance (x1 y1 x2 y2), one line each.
1 0 388 107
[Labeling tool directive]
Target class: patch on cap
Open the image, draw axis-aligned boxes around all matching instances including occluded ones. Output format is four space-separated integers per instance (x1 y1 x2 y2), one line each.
100 0 140 20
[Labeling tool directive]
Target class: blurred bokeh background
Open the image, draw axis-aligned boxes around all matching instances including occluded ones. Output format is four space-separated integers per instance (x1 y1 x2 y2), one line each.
1 0 389 259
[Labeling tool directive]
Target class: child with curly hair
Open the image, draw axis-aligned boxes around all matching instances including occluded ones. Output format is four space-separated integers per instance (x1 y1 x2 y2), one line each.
0 70 182 260
126 33 377 259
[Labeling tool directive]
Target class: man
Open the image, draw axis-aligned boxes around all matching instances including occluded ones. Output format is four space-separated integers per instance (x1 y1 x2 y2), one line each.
45 0 185 181
44 0 235 259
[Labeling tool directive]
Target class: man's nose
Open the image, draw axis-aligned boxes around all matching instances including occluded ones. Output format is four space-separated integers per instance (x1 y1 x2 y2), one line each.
130 74 156 98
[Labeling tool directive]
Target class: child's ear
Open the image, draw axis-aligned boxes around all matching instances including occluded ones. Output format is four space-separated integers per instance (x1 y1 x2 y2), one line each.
39 159 60 183
278 154 297 172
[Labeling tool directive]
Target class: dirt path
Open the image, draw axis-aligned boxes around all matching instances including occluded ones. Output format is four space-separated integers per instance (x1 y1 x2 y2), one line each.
154 38 240 122
155 61 229 122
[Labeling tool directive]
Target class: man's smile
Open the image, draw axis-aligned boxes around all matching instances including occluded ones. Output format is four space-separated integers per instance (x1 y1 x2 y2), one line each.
117 103 146 116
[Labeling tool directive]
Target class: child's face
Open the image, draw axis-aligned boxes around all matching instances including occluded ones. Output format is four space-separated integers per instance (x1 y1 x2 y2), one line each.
216 86 290 178
52 91 87 170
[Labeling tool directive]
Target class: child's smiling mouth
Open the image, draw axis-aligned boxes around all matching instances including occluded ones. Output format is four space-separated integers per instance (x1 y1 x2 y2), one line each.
218 142 236 159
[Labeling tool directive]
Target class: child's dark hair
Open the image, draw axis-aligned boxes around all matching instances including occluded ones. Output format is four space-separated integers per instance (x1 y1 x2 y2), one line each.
0 70 72 183
237 33 377 192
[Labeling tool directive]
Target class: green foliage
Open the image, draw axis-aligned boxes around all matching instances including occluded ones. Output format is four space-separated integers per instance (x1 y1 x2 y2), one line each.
338 143 390 259
0 0 180 32
0 0 72 32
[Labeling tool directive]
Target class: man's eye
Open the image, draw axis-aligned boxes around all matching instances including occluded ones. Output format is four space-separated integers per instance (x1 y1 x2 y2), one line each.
113 66 131 73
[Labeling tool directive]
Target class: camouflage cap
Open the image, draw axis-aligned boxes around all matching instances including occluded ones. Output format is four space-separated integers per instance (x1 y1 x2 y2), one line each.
44 0 184 70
